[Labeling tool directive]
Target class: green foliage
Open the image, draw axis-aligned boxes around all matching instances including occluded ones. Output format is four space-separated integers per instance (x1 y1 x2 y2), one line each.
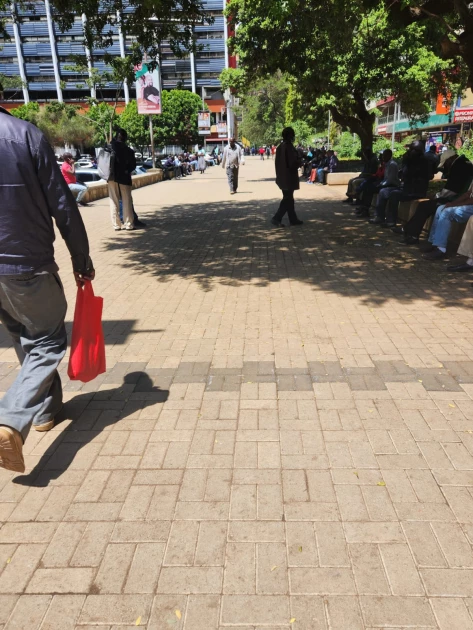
459 140 473 163
151 90 204 148
226 0 466 149
10 102 40 124
82 102 116 146
0 74 24 99
333 132 361 158
10 101 94 147
118 100 150 151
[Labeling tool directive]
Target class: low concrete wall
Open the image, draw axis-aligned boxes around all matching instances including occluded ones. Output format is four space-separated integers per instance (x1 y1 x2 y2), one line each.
83 169 164 203
326 172 357 186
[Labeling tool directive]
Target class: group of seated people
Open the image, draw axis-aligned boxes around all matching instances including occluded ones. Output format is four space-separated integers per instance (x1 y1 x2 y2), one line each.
304 148 339 184
343 142 473 267
162 153 200 179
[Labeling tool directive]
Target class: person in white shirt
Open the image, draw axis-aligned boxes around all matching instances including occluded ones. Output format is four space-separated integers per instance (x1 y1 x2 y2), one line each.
173 156 182 179
221 138 242 194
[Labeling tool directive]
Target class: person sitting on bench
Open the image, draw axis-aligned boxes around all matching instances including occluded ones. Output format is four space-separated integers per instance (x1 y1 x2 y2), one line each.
423 181 473 260
395 153 473 245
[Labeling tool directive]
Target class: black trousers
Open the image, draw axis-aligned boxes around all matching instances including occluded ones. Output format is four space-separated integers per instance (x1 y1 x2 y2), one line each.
404 199 437 238
384 190 422 224
273 189 299 224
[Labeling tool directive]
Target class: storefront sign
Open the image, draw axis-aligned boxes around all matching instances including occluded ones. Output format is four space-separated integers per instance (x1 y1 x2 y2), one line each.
198 111 211 135
454 108 473 123
217 122 227 137
377 125 388 134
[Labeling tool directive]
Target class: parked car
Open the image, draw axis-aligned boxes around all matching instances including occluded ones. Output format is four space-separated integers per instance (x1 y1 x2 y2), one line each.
76 159 95 169
75 169 106 185
133 166 148 175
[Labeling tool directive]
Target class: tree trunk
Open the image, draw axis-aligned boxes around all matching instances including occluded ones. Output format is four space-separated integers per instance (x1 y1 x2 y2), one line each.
330 106 375 152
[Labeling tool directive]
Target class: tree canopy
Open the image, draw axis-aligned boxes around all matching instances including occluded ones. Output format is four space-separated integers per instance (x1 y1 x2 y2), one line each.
226 0 466 148
11 101 94 147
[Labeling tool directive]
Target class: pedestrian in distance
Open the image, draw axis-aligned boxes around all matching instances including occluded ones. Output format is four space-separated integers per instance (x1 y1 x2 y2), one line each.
108 128 136 232
271 127 304 227
61 153 88 206
197 146 206 174
222 137 242 195
0 106 95 473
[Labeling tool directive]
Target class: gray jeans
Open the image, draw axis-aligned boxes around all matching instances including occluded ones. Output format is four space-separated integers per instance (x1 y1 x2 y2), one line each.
226 166 239 192
0 273 67 440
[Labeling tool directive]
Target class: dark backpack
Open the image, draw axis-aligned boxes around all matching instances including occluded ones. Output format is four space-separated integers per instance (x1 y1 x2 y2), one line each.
97 145 115 181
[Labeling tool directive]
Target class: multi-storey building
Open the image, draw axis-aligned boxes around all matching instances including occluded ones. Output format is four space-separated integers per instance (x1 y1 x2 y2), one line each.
0 0 231 128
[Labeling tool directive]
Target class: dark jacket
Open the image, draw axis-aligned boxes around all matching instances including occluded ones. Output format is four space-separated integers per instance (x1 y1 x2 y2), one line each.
110 139 136 186
275 141 300 191
444 155 473 194
424 150 440 179
401 152 430 197
361 154 379 177
0 107 91 275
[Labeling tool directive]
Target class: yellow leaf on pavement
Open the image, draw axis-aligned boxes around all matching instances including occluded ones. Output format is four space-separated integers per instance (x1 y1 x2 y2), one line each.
271 565 278 571
377 481 386 486
175 610 182 620
290 619 296 624
135 617 141 626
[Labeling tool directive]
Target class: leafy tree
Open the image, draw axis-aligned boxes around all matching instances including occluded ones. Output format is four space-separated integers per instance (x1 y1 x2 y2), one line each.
10 101 94 147
118 100 150 152
0 74 24 100
384 1 473 89
226 0 466 149
82 101 116 146
221 71 314 146
10 101 40 124
151 90 205 148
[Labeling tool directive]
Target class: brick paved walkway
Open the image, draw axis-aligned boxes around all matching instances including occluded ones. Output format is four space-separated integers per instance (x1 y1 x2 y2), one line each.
1 157 473 629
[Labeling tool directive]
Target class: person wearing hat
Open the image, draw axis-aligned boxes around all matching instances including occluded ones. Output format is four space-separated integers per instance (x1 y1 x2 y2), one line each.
395 152 473 245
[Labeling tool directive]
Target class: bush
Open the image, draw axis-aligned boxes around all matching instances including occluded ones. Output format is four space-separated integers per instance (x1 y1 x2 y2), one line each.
333 131 360 158
459 140 473 163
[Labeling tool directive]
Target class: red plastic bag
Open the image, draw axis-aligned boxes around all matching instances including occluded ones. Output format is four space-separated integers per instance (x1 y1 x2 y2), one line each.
68 281 106 382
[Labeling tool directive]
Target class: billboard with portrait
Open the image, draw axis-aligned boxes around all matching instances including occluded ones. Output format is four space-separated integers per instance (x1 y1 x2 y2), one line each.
135 62 161 115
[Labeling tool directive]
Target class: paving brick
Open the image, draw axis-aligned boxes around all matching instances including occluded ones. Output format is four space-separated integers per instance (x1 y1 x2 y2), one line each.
325 596 364 630
71 522 114 567
93 543 135 593
26 568 94 594
379 544 424 595
124 543 165 593
0 544 46 593
147 594 187 630
349 544 390 595
4 595 51 630
360 595 436 627
256 543 288 594
431 597 473 630
221 595 290 626
39 595 85 630
314 522 350 567
157 567 223 594
421 568 473 595
402 522 447 567
289 595 327 630
79 595 152 625
289 567 356 594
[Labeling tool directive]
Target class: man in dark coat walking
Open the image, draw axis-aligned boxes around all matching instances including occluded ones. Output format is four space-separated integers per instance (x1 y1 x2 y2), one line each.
271 127 303 227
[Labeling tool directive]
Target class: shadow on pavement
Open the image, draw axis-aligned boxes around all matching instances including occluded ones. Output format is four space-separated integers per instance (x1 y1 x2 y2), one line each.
102 196 473 307
14 372 169 487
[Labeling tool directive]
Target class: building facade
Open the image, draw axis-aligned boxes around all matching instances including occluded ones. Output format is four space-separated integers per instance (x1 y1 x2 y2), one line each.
0 0 229 104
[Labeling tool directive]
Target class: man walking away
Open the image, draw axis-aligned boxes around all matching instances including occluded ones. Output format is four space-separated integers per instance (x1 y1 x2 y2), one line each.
61 153 88 206
108 128 136 231
271 127 303 227
0 106 94 472
222 138 242 194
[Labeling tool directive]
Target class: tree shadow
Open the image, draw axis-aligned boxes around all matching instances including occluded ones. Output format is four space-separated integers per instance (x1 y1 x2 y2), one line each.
100 196 473 308
14 372 168 487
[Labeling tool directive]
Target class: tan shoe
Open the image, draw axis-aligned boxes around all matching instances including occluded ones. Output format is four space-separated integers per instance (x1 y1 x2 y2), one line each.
0 426 25 473
33 419 55 432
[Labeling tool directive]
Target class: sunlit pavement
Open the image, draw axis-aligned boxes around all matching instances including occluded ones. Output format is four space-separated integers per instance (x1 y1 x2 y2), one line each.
0 157 472 628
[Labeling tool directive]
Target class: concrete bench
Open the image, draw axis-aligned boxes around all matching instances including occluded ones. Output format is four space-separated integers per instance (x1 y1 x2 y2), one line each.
326 172 358 186
82 169 165 203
